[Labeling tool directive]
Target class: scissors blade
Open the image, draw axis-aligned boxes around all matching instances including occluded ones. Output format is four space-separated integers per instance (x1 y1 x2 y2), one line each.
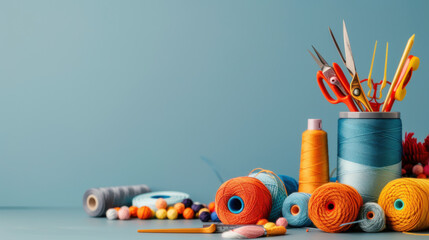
329 27 347 67
308 49 324 70
312 46 329 66
343 20 356 76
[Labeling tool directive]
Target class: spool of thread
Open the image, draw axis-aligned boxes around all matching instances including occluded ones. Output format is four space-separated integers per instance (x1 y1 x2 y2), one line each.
282 192 312 227
338 112 402 202
308 182 363 233
83 184 150 217
298 119 329 194
132 191 189 209
358 202 386 232
278 175 298 195
378 178 429 232
215 176 272 224
249 169 287 221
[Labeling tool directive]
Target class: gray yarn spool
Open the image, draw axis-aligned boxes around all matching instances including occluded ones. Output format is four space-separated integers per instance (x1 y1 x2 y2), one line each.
83 184 150 217
358 202 386 232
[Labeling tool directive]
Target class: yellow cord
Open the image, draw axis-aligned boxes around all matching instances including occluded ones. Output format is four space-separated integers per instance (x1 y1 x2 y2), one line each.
367 41 377 97
378 42 388 99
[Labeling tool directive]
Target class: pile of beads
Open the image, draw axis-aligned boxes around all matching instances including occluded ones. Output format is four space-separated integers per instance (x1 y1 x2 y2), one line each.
104 198 217 221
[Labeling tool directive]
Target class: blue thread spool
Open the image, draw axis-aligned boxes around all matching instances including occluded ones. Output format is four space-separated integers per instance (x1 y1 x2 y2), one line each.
337 112 402 202
282 192 312 227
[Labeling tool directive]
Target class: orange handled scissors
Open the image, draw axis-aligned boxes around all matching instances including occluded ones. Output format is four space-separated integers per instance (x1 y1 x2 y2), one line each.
316 68 359 112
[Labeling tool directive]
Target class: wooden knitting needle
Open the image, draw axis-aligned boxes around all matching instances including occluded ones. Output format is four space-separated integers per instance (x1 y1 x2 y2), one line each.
137 224 217 233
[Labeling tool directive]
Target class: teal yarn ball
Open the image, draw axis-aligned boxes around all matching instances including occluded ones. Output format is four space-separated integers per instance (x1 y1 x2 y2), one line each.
249 172 287 221
282 192 312 227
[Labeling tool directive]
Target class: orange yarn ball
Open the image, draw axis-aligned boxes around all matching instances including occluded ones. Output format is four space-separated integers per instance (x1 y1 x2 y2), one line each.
183 208 195 219
417 173 427 178
308 182 363 233
155 198 167 209
378 178 429 232
174 203 185 214
129 206 138 217
137 206 153 220
208 202 215 212
256 219 269 225
215 176 272 225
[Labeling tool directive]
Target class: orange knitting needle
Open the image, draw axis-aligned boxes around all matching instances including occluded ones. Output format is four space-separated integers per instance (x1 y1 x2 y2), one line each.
137 224 216 233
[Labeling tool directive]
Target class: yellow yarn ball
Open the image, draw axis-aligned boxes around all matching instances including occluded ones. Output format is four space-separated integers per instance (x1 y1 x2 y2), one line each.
264 222 276 229
167 209 178 220
156 209 167 219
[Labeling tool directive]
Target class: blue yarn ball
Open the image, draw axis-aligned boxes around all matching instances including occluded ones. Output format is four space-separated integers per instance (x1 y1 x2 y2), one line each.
199 211 211 222
211 211 220 222
278 175 298 194
249 172 287 221
182 198 193 208
282 192 312 227
191 203 203 213
330 177 337 182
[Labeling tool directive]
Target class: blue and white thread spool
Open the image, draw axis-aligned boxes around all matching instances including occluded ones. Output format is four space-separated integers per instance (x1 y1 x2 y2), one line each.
132 191 190 209
337 112 402 202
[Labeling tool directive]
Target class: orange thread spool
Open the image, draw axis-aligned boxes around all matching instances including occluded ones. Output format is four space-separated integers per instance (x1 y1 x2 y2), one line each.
215 177 272 224
298 119 329 194
308 182 363 233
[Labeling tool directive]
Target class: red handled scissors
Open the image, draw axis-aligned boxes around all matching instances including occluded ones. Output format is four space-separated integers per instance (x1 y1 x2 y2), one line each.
316 65 359 112
309 47 358 111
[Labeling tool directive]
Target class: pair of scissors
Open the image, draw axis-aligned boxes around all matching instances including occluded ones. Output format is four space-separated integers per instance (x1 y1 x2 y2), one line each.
309 47 359 112
383 55 420 112
328 22 373 112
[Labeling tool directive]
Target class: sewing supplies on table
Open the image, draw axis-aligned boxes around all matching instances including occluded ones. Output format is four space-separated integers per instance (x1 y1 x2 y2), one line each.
378 178 429 232
311 21 418 112
298 119 329 193
337 112 402 202
82 184 150 217
282 192 313 227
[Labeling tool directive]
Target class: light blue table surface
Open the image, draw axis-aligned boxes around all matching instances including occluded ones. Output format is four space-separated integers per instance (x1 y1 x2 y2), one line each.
0 208 427 239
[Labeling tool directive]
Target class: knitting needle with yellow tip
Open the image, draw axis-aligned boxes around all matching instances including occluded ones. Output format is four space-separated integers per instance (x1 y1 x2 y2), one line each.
381 34 415 112
378 42 388 99
367 40 377 98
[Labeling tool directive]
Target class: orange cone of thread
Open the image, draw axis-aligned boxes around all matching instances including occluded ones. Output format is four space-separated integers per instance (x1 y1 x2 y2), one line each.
308 182 363 233
298 119 329 193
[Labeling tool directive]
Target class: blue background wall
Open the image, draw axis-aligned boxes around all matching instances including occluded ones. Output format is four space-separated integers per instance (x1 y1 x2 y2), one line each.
0 0 428 207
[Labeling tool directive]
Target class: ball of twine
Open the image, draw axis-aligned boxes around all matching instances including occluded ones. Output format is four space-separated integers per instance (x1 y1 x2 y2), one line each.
378 178 429 232
358 202 386 232
215 176 272 224
308 182 363 233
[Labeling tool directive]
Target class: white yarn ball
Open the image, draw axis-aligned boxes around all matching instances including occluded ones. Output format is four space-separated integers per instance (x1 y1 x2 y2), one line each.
106 208 118 220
